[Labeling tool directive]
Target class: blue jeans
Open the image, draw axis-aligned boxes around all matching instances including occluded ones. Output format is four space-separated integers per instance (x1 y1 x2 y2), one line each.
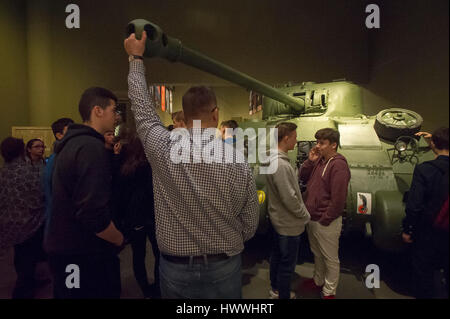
269 231 301 299
159 253 242 299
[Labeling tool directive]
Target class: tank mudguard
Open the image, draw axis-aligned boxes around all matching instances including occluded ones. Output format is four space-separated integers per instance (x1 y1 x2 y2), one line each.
372 191 407 252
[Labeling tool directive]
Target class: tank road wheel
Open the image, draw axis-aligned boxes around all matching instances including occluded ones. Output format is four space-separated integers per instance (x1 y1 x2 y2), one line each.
374 108 423 142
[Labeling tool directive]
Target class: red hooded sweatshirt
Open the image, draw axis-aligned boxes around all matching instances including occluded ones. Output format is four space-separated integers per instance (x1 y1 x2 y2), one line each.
299 153 351 226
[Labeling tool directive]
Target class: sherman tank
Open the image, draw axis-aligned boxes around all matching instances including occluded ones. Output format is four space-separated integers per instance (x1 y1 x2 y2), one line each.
126 19 434 252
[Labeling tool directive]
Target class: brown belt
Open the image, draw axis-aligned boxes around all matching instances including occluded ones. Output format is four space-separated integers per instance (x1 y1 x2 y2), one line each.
161 253 229 264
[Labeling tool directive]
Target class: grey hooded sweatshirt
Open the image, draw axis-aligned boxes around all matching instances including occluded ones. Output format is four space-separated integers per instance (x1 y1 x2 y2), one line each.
266 150 311 236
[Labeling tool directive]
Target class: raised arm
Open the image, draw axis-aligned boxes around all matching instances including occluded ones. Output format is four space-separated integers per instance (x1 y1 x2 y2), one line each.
299 147 320 183
125 31 170 165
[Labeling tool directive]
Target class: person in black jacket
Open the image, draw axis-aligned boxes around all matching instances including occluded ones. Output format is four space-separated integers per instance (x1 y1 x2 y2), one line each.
114 135 160 298
402 127 449 299
44 87 124 299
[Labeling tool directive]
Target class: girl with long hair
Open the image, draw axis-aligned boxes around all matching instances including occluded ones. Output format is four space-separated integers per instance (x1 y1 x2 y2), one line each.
114 135 160 298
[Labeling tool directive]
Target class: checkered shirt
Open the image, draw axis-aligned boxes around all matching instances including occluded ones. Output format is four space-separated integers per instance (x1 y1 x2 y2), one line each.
128 60 259 257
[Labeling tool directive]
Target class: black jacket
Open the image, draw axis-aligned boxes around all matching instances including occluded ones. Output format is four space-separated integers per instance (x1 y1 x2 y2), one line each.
113 162 155 238
44 124 116 255
403 155 449 237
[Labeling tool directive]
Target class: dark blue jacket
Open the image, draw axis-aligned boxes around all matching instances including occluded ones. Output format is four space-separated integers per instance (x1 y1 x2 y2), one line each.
403 155 449 237
43 152 56 228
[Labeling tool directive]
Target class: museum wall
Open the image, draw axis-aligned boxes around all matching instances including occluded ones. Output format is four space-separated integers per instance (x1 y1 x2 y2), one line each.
0 0 29 147
6 0 368 130
362 0 449 132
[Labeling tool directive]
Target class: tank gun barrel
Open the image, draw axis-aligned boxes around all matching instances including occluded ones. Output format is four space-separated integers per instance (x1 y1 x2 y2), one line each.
126 19 305 113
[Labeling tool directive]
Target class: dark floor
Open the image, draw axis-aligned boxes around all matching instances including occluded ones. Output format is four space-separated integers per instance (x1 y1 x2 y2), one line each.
0 231 447 299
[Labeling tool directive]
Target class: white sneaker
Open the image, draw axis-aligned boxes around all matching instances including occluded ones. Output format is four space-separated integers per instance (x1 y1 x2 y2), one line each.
269 289 296 299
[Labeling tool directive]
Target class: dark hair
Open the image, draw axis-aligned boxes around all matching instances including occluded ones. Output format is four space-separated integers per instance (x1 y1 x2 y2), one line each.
182 86 217 120
112 135 121 145
120 135 147 176
171 111 185 122
78 87 117 122
315 128 340 150
220 120 239 130
25 139 44 160
167 124 174 131
51 117 74 138
1 137 25 163
432 127 449 150
276 122 297 142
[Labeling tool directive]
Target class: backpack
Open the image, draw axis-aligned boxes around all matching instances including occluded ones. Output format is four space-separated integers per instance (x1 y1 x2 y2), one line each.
429 161 449 232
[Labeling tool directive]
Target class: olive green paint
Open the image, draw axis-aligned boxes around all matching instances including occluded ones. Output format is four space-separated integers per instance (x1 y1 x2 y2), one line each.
27 0 52 126
0 0 29 149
